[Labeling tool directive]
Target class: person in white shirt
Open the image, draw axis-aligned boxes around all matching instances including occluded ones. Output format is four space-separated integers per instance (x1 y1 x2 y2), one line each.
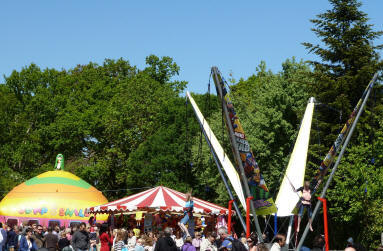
200 232 217 251
127 230 137 251
192 232 202 251
270 234 286 251
174 231 184 250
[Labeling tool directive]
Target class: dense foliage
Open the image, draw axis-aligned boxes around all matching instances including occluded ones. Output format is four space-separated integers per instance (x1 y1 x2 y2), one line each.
0 0 382 249
302 0 383 249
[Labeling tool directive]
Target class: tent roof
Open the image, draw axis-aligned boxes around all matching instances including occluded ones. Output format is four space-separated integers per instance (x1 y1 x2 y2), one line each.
89 186 229 215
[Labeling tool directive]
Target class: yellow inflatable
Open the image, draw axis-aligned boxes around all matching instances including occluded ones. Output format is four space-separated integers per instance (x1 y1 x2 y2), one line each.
0 155 108 227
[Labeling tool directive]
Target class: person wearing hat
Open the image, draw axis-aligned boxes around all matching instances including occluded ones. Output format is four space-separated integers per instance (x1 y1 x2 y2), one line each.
217 227 246 251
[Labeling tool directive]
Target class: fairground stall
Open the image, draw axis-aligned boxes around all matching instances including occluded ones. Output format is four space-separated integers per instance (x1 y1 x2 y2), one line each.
88 186 231 234
0 155 108 227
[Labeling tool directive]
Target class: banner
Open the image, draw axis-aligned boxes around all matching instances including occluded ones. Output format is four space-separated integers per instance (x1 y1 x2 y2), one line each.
186 92 247 210
311 75 378 190
215 71 277 215
275 99 315 216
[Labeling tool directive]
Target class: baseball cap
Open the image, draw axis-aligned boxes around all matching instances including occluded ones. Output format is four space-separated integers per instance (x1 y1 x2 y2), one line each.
219 239 233 250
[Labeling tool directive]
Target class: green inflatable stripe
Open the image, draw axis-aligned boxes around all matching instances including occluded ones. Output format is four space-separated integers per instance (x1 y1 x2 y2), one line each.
25 177 91 189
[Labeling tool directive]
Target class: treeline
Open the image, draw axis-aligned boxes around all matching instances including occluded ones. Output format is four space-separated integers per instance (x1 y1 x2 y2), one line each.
0 0 383 249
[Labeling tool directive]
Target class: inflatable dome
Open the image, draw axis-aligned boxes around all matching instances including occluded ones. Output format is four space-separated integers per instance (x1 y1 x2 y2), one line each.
0 156 108 227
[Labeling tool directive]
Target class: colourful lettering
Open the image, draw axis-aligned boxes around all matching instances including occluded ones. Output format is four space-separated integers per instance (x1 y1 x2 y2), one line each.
41 207 48 215
59 208 65 216
78 209 84 217
33 208 41 215
65 208 74 217
74 209 79 216
25 208 32 214
50 208 57 216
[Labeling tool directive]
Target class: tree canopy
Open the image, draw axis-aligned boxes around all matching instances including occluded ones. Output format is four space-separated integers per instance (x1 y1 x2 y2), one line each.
0 0 382 249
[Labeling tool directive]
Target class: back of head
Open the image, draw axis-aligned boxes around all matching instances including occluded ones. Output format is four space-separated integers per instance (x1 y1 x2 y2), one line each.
164 227 172 237
217 227 228 236
116 230 125 242
145 237 154 246
250 234 258 245
60 231 66 238
185 236 193 244
48 226 53 233
257 243 269 251
99 223 108 235
312 235 325 248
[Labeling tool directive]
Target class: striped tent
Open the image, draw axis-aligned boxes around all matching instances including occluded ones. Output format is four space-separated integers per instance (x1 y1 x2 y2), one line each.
89 186 228 215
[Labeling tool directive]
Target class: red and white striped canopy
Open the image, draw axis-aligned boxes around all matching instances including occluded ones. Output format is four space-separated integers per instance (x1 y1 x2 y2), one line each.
89 186 228 215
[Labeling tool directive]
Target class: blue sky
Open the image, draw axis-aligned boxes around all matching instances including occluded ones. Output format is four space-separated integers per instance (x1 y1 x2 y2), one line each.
1 1 382 94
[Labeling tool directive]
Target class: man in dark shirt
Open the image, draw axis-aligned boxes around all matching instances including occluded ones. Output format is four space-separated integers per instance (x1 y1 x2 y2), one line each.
7 226 18 251
71 223 89 251
154 227 177 251
45 227 58 251
32 225 45 249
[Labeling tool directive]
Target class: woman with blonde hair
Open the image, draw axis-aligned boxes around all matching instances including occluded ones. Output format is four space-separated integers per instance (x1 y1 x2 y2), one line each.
181 236 196 251
113 230 126 251
144 236 154 251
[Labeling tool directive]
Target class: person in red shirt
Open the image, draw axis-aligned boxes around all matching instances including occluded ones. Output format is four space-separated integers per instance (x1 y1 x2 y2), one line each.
99 224 113 251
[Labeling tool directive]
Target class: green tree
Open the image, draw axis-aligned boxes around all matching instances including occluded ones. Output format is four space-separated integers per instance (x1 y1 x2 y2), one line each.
229 59 312 194
0 55 190 201
302 0 383 248
302 0 383 145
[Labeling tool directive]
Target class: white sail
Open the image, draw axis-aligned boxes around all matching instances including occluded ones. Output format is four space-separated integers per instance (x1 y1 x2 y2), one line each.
275 98 315 217
187 92 247 210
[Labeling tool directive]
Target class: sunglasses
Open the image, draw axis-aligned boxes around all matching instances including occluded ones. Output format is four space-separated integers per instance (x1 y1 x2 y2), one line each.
247 240 253 243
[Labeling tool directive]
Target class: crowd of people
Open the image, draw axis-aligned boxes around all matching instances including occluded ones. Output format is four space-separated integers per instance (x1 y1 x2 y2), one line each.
0 221 254 251
1 221 382 251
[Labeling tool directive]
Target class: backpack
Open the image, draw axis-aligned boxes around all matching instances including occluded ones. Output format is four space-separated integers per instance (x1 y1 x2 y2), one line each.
224 237 247 251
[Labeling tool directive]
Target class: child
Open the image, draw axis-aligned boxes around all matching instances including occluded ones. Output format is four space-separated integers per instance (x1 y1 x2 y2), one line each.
178 192 194 237
295 181 313 232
